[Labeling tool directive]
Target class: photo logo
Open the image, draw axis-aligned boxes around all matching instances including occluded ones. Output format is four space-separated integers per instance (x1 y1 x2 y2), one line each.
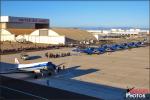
125 87 150 99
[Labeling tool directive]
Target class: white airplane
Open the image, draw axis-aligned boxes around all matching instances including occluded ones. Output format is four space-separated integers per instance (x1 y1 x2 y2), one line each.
14 58 60 78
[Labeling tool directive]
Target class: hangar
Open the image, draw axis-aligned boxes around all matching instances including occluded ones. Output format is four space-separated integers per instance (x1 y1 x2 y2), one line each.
0 16 96 44
1 28 96 44
0 29 15 41
0 29 65 44
51 28 96 43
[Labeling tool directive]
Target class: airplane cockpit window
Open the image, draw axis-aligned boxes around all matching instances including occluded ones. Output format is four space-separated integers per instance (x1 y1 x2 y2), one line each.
47 62 56 69
47 62 52 66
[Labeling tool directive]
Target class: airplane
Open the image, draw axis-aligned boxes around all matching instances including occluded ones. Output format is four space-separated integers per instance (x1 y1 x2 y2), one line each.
119 43 128 49
103 44 117 52
121 43 129 49
113 44 124 50
96 47 106 54
101 44 109 49
72 41 146 55
128 42 136 48
72 47 86 53
72 47 96 54
83 47 96 55
13 58 61 78
134 42 146 47
72 48 82 52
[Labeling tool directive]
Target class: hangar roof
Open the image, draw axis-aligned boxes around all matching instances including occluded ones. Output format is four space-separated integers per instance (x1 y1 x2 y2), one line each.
3 28 97 42
52 28 96 41
6 29 36 35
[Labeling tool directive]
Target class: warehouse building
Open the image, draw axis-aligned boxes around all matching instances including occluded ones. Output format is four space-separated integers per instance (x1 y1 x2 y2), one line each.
87 28 149 40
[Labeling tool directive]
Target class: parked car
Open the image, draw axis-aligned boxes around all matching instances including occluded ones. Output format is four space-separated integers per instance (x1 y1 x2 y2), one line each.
20 52 30 60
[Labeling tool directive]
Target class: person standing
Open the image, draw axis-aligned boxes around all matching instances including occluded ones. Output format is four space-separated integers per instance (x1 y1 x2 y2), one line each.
57 67 61 73
46 80 49 86
63 65 65 70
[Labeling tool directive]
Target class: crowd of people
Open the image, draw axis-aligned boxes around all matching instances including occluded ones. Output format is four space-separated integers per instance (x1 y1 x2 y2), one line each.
45 52 71 58
0 41 69 54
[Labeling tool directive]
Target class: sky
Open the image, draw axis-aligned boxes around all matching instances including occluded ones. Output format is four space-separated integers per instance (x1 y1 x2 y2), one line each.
1 1 149 28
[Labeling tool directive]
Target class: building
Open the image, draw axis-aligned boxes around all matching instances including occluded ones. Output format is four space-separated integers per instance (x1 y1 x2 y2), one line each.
52 28 96 44
0 16 49 29
0 28 96 44
0 16 96 44
15 28 96 44
87 30 110 40
0 29 15 41
87 30 121 40
0 16 63 44
87 28 149 40
23 29 65 44
1 29 65 44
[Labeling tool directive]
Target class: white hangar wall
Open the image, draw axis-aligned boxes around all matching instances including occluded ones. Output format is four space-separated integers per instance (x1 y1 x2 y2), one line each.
24 35 65 44
24 29 65 44
0 29 15 41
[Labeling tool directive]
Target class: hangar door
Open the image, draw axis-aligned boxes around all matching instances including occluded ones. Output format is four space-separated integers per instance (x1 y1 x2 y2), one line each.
39 30 48 36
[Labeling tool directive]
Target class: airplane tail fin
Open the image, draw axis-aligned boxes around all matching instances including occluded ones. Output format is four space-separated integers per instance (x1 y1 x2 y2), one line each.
15 58 20 64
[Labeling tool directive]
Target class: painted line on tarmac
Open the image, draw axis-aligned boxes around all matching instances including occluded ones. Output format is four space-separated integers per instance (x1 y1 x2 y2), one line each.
0 85 48 100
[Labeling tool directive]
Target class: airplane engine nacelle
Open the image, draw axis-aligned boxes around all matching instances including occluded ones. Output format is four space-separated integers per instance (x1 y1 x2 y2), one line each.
33 70 41 73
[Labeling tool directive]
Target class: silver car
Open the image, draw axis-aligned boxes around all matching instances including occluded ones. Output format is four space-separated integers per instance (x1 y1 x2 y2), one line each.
20 53 30 60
